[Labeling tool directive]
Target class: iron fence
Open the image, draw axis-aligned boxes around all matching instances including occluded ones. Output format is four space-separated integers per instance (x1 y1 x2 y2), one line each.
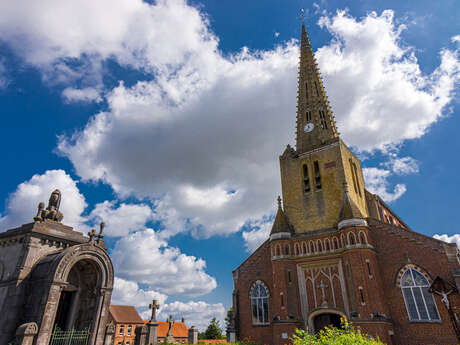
49 326 90 345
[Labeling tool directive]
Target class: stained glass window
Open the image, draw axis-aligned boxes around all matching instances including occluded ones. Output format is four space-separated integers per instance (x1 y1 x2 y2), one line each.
401 268 440 321
250 282 269 325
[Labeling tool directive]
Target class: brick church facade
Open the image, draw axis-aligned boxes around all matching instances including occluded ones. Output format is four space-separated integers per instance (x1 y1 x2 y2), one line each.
231 24 460 345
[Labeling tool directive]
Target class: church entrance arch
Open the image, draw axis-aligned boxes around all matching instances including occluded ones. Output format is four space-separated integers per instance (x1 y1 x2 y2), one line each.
308 309 346 333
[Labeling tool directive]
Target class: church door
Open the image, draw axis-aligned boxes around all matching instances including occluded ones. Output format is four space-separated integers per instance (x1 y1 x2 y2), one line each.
313 313 341 333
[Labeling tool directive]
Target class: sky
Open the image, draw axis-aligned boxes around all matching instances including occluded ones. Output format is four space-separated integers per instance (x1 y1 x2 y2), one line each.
1 0 460 331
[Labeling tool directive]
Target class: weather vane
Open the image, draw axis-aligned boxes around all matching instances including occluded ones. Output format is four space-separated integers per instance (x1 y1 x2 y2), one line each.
299 8 305 21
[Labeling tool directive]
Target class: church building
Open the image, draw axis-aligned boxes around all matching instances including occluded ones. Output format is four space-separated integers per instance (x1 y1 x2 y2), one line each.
231 24 460 345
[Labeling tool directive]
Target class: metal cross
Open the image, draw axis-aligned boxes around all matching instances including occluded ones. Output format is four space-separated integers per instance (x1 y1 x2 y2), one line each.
149 299 160 321
317 280 328 302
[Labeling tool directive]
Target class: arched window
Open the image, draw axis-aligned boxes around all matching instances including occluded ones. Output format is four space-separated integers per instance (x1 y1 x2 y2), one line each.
359 231 368 245
309 241 315 254
303 165 311 193
276 244 281 257
314 161 322 190
333 237 340 250
400 268 440 321
284 244 290 256
302 242 307 255
325 238 331 252
348 232 356 246
250 281 269 325
294 243 299 256
317 240 323 252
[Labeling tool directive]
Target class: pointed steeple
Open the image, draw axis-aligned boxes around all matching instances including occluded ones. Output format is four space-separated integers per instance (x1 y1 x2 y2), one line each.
296 23 339 153
270 196 294 238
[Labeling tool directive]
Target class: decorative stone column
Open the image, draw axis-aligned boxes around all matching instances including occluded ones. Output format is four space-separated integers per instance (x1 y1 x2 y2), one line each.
188 326 198 344
146 321 159 345
136 325 148 345
104 321 115 345
15 323 38 345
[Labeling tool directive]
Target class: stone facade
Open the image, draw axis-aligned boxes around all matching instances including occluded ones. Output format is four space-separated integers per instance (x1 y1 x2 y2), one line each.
0 190 114 345
231 24 460 345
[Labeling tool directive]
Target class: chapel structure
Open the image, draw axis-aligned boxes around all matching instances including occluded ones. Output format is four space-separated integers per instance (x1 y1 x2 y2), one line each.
230 24 460 345
0 190 115 345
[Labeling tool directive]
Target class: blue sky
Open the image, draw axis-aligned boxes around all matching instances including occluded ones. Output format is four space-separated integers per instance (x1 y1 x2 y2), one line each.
0 0 459 330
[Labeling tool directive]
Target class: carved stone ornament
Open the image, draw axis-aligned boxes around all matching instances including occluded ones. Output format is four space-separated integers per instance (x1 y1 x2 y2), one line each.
34 189 64 222
15 322 38 336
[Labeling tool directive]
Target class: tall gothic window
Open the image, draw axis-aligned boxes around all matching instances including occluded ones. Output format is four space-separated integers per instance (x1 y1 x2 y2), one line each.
314 161 322 190
305 82 309 100
250 281 269 325
400 268 440 321
306 111 312 122
303 164 311 193
319 110 328 129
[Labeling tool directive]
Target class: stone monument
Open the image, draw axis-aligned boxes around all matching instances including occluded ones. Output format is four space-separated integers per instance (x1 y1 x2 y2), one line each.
0 190 114 345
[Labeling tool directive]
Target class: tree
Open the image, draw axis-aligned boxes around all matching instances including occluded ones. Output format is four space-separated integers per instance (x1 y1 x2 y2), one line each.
292 319 386 345
224 307 234 331
202 317 224 339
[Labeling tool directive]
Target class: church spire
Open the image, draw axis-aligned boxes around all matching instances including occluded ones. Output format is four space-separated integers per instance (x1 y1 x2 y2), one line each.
296 23 339 153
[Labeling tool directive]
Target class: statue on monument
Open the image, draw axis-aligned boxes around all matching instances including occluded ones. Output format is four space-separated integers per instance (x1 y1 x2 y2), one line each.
34 189 64 222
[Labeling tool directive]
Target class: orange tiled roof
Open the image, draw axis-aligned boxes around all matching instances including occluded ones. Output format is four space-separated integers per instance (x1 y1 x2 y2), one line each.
109 305 144 324
143 321 189 338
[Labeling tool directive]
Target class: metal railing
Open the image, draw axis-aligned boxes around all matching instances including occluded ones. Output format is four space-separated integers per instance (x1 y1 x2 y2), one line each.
49 326 90 345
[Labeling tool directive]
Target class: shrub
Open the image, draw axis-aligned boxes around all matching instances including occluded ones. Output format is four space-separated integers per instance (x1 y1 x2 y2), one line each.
291 319 386 345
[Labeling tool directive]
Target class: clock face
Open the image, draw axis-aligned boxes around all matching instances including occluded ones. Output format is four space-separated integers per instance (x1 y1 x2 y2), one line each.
304 123 314 133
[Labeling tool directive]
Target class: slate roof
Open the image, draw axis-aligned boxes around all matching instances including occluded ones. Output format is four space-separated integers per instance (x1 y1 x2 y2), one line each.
109 305 144 324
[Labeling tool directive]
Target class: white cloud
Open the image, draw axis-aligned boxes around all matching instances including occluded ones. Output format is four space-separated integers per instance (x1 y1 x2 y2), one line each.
51 6 460 239
111 229 217 297
158 301 226 331
111 276 224 331
433 234 460 248
0 170 88 231
363 167 407 202
317 10 460 152
88 200 154 237
62 87 102 103
111 276 168 310
0 0 218 90
384 155 419 175
0 59 8 89
242 219 272 252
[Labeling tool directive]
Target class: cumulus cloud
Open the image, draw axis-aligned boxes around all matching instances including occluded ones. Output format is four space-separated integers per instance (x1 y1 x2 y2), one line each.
363 167 406 202
111 229 217 297
111 277 168 310
47 5 459 238
433 234 460 248
158 301 226 331
0 59 8 89
0 170 87 231
316 10 460 152
62 87 103 103
242 219 272 252
384 155 419 175
88 200 154 237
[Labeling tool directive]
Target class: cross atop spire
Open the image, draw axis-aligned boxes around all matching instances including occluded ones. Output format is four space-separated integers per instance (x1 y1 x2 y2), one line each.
296 23 339 153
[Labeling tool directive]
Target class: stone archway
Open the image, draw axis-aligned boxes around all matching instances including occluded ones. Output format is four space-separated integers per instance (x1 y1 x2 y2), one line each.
307 309 346 333
31 243 114 345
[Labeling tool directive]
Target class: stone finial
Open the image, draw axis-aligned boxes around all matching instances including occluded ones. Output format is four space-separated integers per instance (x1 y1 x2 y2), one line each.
96 222 105 243
88 229 97 243
34 202 45 222
277 196 282 209
181 317 185 323
34 189 64 222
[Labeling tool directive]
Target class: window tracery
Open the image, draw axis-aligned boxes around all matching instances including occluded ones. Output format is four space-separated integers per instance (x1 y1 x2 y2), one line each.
250 281 270 325
400 268 440 321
